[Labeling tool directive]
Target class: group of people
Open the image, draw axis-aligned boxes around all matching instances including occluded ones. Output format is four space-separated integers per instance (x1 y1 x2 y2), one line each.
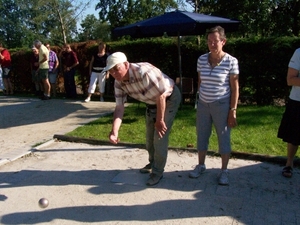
29 41 109 102
30 41 79 100
0 40 111 101
104 25 299 186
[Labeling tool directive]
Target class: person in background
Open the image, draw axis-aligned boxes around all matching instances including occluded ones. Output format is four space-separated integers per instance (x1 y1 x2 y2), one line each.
85 42 109 102
34 40 50 100
60 43 79 99
30 46 42 96
278 48 300 178
189 26 239 185
0 43 13 95
46 43 59 98
0 66 3 91
105 52 181 186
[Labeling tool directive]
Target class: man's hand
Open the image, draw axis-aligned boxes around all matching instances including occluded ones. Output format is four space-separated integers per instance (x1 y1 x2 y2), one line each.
109 131 120 144
155 120 167 138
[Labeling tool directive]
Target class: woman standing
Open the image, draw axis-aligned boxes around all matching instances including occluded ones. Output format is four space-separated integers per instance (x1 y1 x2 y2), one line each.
189 26 239 185
278 48 300 178
85 42 109 102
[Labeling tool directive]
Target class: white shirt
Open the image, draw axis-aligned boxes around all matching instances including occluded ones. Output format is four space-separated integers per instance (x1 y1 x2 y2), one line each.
288 48 300 101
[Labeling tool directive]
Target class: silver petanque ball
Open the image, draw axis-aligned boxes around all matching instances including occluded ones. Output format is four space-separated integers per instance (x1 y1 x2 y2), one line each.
38 198 49 208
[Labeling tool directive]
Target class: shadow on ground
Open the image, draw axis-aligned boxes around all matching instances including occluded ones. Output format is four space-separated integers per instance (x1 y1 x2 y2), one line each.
0 154 299 224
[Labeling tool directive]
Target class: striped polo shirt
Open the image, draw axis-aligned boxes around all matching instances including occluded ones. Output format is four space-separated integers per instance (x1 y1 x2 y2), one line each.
114 62 174 105
197 53 239 103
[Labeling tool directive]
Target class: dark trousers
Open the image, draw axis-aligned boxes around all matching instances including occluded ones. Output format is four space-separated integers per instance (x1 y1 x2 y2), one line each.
63 68 77 98
145 85 181 175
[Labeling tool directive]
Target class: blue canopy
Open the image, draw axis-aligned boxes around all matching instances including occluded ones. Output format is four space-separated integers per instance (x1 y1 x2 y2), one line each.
113 10 240 38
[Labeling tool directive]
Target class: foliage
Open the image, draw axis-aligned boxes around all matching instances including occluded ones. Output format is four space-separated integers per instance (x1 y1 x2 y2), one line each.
24 0 88 45
1 0 300 48
78 14 111 42
95 0 178 30
184 0 300 38
0 0 93 48
0 0 31 48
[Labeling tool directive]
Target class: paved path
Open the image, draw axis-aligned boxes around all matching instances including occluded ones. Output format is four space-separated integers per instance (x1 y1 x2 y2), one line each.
0 96 300 224
0 96 116 166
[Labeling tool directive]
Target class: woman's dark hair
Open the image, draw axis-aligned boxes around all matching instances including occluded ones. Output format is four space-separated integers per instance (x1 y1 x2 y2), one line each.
207 26 226 40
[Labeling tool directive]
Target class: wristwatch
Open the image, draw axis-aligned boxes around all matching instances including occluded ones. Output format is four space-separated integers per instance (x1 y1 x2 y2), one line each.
230 108 236 111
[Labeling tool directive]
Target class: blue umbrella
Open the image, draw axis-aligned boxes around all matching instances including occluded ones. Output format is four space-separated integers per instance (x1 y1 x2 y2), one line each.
113 10 239 38
113 10 240 96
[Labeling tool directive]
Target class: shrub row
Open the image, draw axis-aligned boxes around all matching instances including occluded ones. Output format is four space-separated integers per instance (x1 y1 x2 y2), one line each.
9 37 300 105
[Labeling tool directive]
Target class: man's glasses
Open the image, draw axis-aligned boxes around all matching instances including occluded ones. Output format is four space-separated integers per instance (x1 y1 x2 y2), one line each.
109 64 121 74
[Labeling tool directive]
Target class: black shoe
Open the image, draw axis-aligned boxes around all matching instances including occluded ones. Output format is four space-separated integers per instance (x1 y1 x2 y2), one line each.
146 173 163 186
139 163 152 173
41 95 51 100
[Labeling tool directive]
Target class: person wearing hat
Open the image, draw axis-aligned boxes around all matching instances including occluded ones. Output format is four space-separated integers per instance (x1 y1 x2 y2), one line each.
104 52 181 186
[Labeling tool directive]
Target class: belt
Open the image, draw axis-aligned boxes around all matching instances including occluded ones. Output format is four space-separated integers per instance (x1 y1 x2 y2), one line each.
146 91 174 109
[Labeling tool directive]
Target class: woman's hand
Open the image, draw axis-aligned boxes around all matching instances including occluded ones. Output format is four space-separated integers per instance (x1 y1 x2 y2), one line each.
228 110 237 128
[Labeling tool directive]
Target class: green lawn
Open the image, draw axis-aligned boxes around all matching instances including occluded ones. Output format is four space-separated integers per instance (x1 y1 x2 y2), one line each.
67 103 296 157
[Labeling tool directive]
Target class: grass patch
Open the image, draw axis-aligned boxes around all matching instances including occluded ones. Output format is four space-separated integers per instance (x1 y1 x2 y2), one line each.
67 103 296 157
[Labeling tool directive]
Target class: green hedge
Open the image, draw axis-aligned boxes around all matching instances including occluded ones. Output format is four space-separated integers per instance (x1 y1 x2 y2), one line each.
9 37 300 105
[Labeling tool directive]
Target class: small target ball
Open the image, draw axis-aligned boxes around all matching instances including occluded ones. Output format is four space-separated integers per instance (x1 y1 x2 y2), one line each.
38 198 49 208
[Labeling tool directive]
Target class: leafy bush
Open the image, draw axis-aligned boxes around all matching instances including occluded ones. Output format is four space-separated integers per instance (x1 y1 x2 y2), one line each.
9 37 300 105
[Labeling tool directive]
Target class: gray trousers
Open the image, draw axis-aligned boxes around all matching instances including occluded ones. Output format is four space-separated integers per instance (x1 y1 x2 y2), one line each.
145 85 181 175
196 97 231 154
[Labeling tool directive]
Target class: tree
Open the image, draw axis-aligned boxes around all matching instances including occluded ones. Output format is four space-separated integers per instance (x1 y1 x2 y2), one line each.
27 0 92 45
185 0 300 37
0 0 34 48
78 14 111 42
271 0 300 36
95 0 178 30
78 14 99 41
0 0 94 48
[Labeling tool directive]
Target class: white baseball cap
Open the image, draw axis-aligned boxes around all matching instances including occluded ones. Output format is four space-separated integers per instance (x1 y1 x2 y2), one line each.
103 52 127 72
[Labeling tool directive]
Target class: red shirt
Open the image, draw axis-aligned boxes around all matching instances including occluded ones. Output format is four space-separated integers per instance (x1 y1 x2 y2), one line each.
61 51 78 67
0 49 11 67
